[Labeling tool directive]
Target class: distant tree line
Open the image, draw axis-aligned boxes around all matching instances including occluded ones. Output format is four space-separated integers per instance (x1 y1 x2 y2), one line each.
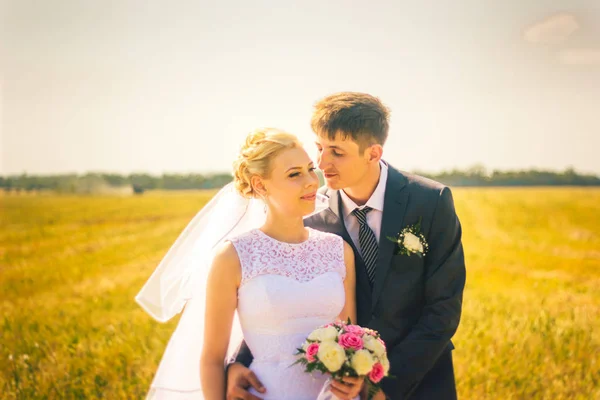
1 167 598 194
0 173 233 194
414 165 600 187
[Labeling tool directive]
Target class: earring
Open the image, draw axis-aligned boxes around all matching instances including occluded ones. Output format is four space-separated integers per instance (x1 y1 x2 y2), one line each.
261 193 268 214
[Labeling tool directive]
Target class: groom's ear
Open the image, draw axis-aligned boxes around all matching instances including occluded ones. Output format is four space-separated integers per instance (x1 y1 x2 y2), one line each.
365 144 383 164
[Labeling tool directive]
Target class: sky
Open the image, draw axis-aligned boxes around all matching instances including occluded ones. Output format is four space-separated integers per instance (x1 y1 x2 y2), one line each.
1 0 599 176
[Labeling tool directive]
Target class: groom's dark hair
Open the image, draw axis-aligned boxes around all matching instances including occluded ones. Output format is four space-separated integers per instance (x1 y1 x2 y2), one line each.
311 92 390 150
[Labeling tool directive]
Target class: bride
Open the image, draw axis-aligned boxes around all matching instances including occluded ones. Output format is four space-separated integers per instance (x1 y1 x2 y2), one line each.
136 128 361 399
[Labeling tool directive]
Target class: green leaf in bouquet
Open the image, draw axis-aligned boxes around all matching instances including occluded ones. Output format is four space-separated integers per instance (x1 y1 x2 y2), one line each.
367 381 379 400
290 357 307 367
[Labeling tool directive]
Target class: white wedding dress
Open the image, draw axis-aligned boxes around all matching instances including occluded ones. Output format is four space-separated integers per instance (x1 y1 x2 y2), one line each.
229 227 347 400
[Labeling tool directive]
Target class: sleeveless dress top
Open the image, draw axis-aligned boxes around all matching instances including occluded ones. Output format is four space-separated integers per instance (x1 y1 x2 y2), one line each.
230 227 347 400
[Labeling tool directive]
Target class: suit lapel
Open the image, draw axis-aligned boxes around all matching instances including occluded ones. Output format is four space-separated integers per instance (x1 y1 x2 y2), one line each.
324 188 373 300
372 166 409 309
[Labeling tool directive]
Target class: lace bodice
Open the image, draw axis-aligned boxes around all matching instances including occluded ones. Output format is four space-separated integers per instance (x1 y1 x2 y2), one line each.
229 228 347 400
233 228 346 286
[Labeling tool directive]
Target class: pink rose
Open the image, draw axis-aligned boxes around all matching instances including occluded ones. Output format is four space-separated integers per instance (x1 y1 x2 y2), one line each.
369 362 385 383
338 333 364 351
306 343 319 362
344 325 365 336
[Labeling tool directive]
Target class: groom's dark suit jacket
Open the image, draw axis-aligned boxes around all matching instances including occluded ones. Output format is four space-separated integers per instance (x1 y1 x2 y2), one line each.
235 164 466 400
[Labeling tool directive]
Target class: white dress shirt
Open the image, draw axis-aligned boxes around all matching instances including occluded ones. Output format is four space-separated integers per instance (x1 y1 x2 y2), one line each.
339 162 388 256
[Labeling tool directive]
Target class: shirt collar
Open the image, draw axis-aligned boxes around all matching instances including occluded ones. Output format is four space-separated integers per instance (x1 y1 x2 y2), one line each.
340 161 388 217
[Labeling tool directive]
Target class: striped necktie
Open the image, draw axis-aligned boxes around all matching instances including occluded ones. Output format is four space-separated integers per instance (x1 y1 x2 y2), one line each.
352 206 378 285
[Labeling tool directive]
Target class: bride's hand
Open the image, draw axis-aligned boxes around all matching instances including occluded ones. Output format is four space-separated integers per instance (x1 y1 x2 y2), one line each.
329 376 363 400
367 387 386 400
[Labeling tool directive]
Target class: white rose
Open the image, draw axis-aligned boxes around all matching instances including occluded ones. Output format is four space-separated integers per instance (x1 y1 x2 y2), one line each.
317 341 346 372
351 349 375 376
363 335 386 358
403 232 423 253
308 328 327 341
321 326 339 342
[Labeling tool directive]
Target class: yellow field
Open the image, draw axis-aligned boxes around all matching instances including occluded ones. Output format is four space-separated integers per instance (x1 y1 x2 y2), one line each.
1 188 599 399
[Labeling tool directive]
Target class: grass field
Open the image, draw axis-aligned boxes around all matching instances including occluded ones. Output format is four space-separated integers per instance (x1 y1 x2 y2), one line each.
1 188 599 399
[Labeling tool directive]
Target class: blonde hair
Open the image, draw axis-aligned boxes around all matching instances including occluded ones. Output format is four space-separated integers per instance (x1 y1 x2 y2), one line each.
233 128 301 198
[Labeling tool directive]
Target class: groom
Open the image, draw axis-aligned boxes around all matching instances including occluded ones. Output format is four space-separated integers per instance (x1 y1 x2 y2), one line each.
227 92 466 400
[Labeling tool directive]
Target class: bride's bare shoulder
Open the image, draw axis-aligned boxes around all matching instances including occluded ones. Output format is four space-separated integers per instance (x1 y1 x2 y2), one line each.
208 241 242 285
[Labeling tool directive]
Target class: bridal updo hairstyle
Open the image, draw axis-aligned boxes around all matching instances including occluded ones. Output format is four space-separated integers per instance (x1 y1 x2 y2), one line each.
233 128 300 198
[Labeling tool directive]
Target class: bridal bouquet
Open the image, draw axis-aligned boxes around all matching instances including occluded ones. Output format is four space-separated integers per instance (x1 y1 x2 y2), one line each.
294 320 390 400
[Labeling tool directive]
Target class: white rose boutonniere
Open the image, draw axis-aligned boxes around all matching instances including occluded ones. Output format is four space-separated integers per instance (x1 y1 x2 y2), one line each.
387 217 429 257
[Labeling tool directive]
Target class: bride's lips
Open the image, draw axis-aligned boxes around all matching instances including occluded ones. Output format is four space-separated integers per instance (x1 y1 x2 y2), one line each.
301 192 317 201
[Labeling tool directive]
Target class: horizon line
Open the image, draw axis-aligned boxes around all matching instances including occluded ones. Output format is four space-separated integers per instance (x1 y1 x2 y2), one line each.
2 165 599 179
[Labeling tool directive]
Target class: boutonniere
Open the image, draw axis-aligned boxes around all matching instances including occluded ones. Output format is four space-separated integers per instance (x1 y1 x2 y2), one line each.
387 217 429 257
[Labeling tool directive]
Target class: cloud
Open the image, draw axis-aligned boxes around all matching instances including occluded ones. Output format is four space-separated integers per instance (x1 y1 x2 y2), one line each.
558 48 600 65
523 13 580 45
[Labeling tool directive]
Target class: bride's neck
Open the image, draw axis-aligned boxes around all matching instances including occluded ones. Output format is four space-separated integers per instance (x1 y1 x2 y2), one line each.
261 212 307 244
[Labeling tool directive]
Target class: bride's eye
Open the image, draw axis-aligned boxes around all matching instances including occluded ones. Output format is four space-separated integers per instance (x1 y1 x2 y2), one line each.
289 172 301 178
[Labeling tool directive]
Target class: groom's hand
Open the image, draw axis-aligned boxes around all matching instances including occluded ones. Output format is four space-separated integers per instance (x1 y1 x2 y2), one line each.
225 362 265 400
330 376 363 399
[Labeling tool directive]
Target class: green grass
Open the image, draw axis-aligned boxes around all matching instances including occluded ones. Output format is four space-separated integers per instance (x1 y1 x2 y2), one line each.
1 188 599 399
